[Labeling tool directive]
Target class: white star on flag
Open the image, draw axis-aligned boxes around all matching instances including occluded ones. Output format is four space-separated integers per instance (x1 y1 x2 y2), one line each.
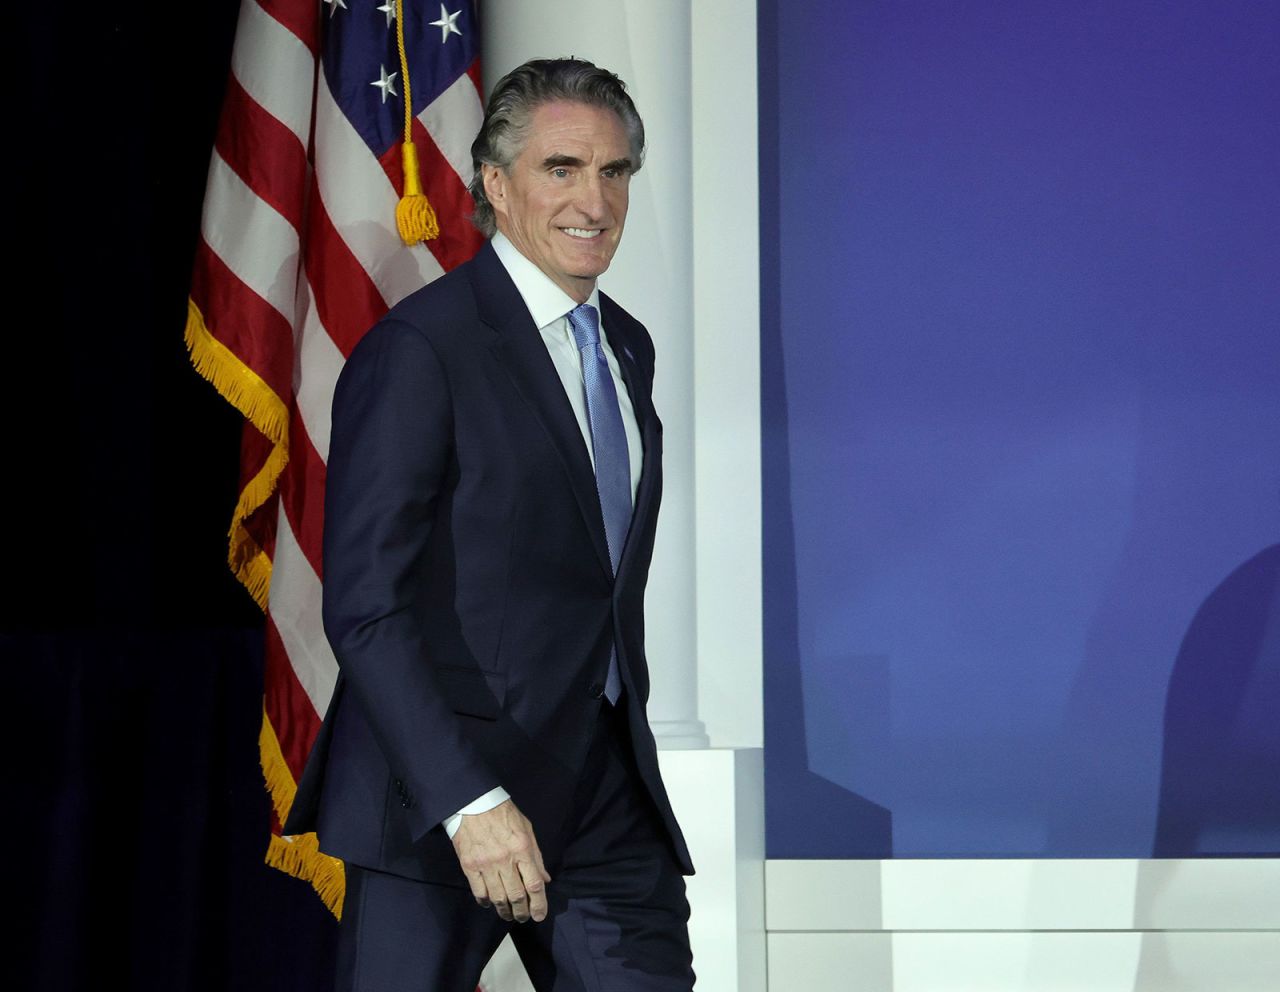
324 0 347 18
429 4 463 43
377 1 395 28
371 64 399 103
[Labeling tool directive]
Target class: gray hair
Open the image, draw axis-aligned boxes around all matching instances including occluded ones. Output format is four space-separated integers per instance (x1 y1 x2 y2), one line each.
469 58 646 236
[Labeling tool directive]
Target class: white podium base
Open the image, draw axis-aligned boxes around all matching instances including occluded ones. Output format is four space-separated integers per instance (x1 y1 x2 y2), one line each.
660 747 766 992
652 718 712 749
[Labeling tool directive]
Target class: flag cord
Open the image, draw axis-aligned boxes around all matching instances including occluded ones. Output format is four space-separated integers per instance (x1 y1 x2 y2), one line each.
395 0 441 244
397 0 414 140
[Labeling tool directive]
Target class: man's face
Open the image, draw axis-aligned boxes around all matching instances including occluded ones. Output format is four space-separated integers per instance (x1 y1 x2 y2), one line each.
483 100 633 304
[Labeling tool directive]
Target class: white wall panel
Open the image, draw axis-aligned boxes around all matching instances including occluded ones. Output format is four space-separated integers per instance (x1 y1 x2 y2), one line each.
767 932 1280 992
765 859 1280 991
662 749 767 992
691 0 763 750
767 859 1280 932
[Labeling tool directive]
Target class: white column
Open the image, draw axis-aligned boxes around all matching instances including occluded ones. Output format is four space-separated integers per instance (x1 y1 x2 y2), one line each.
662 748 768 992
480 8 767 990
691 0 763 749
483 1 707 747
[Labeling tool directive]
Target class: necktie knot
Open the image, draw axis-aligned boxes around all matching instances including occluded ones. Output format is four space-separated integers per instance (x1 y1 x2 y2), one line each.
567 303 600 350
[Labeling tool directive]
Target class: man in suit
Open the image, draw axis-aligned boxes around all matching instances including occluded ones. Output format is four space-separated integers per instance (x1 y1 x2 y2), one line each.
284 58 696 991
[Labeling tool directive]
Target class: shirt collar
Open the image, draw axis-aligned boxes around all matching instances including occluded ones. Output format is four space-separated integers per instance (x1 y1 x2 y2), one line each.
491 231 601 331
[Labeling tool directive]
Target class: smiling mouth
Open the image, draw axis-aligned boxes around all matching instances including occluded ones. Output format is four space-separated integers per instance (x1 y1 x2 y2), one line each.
561 227 603 239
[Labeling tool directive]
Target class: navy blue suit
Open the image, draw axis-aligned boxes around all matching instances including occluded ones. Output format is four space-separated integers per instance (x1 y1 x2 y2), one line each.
284 242 692 899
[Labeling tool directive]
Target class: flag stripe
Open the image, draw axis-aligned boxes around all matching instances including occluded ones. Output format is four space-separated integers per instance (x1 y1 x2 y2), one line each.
408 115 486 272
257 0 321 57
303 188 388 358
291 279 344 465
264 618 324 776
376 118 484 275
215 75 309 234
268 507 340 719
279 404 328 582
190 241 295 403
315 72 446 307
419 66 485 188
231 0 317 143
466 59 484 98
201 153 299 323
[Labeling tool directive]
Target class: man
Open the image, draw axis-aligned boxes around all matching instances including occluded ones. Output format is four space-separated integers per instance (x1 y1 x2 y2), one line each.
285 59 696 991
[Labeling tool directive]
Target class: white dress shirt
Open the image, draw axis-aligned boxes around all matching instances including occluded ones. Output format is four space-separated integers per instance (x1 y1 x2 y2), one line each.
443 233 643 837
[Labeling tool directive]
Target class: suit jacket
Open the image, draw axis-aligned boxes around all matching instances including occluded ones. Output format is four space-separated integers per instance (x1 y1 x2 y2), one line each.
284 242 693 885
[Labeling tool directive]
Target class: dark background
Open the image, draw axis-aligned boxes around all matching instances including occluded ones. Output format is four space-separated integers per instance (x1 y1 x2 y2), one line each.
12 5 337 989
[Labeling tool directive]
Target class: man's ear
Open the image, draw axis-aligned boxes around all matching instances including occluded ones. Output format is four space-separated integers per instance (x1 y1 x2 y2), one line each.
482 164 507 217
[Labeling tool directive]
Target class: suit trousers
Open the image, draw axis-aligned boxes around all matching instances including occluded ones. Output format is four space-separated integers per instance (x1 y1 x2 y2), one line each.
335 702 695 992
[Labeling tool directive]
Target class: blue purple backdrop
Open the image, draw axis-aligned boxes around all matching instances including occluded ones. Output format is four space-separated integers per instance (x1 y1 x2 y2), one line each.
760 0 1280 858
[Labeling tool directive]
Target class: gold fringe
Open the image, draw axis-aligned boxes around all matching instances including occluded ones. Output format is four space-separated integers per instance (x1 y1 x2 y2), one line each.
183 298 288 444
260 708 346 918
230 530 274 614
185 298 340 910
183 297 289 611
265 834 346 917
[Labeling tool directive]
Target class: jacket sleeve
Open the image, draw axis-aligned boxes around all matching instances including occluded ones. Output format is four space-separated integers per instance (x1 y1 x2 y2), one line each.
321 317 499 840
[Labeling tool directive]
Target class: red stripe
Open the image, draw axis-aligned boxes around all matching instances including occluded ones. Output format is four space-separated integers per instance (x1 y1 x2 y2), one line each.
379 124 485 274
264 618 324 781
257 0 321 57
465 58 484 99
412 114 486 272
241 414 280 564
238 416 277 495
302 185 389 358
278 405 328 582
215 75 308 233
190 240 294 404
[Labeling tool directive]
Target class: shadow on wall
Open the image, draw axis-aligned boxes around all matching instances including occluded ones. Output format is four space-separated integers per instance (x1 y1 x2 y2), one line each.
759 166 893 858
758 0 892 859
1153 544 1280 856
760 387 894 855
760 471 895 857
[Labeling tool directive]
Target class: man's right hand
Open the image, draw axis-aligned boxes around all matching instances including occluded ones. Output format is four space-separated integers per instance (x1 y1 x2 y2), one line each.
450 799 552 923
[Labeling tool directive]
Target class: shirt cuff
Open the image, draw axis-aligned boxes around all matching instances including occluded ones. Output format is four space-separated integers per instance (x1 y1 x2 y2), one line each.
442 786 511 839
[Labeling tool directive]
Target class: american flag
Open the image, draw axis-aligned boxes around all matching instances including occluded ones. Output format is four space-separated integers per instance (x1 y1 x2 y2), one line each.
185 0 484 912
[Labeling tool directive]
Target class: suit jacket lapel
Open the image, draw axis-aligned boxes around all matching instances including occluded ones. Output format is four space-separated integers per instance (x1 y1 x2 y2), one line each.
472 245 614 580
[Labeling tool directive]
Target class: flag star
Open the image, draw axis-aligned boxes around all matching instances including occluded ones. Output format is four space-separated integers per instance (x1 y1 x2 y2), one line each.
324 0 347 17
429 4 463 43
371 64 399 104
377 1 395 28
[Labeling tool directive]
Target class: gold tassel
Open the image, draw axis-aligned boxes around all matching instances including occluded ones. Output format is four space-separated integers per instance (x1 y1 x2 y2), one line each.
394 0 440 245
397 141 440 244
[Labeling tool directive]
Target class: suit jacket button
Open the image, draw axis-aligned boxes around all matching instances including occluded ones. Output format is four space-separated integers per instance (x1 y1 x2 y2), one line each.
588 682 605 699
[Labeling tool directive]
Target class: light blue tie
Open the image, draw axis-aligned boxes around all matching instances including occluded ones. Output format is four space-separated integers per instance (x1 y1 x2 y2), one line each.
567 303 630 705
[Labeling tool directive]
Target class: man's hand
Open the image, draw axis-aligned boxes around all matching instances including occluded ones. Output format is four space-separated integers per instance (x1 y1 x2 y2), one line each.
451 799 552 923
